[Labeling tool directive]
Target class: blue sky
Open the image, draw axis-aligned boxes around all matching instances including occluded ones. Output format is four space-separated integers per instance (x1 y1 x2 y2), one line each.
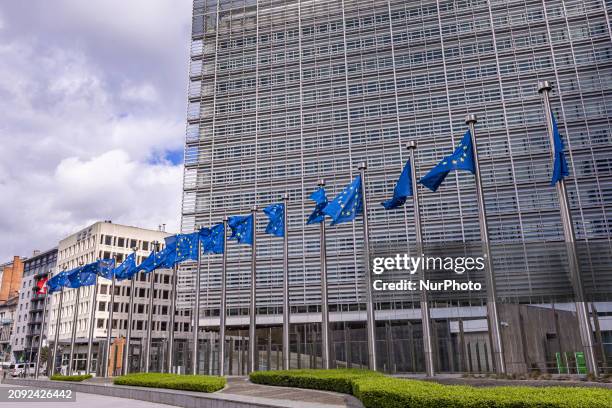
0 1 192 260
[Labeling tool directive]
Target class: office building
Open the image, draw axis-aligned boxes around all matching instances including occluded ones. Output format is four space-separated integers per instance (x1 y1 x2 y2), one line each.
180 0 612 374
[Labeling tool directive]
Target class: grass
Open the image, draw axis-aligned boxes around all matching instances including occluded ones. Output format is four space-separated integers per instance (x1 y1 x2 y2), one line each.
113 372 226 393
50 374 93 382
250 369 612 408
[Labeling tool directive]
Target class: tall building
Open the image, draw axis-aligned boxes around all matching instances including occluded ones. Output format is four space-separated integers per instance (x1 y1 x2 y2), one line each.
180 0 612 374
48 221 191 375
10 248 57 363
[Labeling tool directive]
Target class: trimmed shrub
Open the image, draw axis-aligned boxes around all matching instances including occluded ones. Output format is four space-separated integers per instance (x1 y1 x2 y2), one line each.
249 369 612 408
50 374 93 382
250 369 381 394
113 373 226 393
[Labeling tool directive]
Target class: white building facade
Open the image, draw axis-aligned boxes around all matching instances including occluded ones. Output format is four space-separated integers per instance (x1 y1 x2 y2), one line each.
47 221 191 375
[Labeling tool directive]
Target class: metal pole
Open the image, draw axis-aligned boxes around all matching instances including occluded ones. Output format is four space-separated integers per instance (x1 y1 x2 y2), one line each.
538 81 599 376
68 286 81 376
145 241 158 373
85 275 99 374
104 274 116 377
35 284 49 379
123 247 137 375
248 206 258 373
167 265 178 373
318 180 331 370
406 142 435 376
145 270 155 373
219 218 228 376
358 163 377 371
124 277 135 375
282 193 290 370
465 114 506 374
51 278 65 376
192 235 202 375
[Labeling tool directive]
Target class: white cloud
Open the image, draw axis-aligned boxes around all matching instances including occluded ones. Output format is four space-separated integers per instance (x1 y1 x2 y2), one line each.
0 1 190 260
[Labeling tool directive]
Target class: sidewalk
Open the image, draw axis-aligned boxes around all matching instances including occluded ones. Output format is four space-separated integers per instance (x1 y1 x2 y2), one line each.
1 376 364 408
221 376 363 407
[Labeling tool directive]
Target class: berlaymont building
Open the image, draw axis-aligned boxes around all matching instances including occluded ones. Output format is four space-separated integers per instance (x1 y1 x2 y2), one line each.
177 0 612 376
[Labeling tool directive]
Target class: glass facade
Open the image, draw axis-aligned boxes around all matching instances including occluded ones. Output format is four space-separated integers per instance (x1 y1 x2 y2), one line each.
179 0 612 374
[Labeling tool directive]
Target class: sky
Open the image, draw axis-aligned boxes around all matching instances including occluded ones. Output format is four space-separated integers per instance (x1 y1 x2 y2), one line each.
0 0 192 261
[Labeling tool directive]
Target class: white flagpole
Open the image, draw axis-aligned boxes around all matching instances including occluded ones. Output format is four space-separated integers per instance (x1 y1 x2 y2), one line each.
358 162 377 371
50 266 67 376
248 206 258 373
68 285 81 376
145 242 159 373
219 218 228 376
538 81 598 376
318 180 331 370
167 264 178 373
406 142 435 377
465 114 506 374
193 232 202 375
104 256 117 377
85 273 99 374
281 194 290 370
123 247 138 375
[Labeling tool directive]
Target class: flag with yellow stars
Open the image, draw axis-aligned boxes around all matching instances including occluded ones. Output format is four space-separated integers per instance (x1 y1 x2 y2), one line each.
228 215 254 245
323 175 363 226
419 129 475 192
306 187 328 225
381 159 413 210
201 223 225 254
263 203 284 237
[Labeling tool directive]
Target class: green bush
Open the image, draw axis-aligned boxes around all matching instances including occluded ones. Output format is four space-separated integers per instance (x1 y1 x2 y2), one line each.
113 373 226 393
50 374 93 382
249 369 612 408
250 369 381 395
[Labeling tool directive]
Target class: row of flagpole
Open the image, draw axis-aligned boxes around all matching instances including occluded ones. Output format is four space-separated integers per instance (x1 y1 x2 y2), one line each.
38 80 598 378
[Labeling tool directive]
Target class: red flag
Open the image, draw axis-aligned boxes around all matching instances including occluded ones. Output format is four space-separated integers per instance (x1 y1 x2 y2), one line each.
36 277 49 295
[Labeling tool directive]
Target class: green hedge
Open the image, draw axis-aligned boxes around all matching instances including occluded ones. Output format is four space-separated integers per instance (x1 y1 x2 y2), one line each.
113 373 226 393
249 369 381 395
250 369 612 408
50 374 93 382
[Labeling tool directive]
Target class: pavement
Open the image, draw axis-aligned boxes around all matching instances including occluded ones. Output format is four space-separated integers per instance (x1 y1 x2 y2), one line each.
221 376 363 407
0 382 177 408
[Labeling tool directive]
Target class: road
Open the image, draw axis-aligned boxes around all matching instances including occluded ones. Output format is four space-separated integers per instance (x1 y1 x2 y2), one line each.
0 383 177 408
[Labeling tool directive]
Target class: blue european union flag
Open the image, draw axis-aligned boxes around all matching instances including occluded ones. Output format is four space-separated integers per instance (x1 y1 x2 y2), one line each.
323 175 363 225
228 215 254 245
307 187 328 225
138 250 169 274
47 270 69 293
263 203 284 237
95 259 116 280
113 253 138 280
381 160 413 210
550 110 570 185
201 223 225 254
65 266 97 288
175 232 200 261
162 233 199 267
419 130 476 192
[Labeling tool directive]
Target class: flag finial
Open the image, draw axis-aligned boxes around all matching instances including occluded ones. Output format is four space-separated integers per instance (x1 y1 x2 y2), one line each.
406 140 417 150
465 114 477 125
538 80 552 93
